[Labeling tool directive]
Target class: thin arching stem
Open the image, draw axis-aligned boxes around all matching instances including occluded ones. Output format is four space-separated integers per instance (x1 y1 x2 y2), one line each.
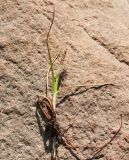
46 6 55 88
91 114 122 159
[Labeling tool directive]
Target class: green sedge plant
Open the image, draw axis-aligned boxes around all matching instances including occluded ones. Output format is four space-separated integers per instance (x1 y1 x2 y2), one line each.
46 8 66 111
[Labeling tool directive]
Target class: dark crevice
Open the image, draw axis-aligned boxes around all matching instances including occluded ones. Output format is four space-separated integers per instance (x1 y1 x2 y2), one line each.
83 27 129 67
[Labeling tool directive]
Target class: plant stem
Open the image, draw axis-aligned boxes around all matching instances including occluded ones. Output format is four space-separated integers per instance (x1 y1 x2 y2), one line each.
53 93 57 111
46 7 55 89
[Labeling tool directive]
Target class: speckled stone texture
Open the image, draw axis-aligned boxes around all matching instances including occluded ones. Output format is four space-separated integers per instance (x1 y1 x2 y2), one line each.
0 0 129 160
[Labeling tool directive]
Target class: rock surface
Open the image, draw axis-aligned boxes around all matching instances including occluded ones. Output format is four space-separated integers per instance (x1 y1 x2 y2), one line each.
0 0 129 160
